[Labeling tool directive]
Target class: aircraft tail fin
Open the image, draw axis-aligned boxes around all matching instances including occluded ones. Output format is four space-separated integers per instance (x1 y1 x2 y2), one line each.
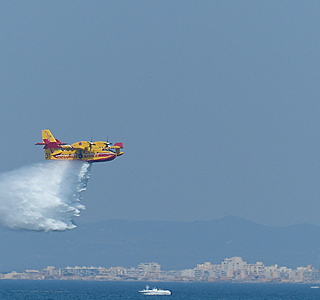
35 129 67 149
42 129 57 143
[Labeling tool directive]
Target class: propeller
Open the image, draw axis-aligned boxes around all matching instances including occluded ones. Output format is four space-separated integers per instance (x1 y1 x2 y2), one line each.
88 136 95 150
104 136 112 148
89 142 96 150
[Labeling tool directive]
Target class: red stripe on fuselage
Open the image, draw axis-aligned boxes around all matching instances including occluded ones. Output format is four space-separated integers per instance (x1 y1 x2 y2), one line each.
87 154 116 163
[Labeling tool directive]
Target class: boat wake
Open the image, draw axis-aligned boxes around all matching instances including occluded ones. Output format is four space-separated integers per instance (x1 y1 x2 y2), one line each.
0 161 91 232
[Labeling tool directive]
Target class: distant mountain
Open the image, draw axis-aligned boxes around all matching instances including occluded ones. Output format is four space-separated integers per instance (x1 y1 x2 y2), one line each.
1 216 320 272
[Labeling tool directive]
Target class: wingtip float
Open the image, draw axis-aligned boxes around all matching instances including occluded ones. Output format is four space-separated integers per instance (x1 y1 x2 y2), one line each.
36 129 124 163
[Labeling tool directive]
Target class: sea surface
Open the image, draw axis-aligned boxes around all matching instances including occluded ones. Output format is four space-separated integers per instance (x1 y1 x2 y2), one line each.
0 280 318 299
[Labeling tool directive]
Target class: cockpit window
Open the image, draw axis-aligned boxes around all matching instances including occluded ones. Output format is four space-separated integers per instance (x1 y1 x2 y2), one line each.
102 148 115 153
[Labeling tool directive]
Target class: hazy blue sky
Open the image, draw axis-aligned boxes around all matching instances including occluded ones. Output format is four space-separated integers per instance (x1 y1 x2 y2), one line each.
1 1 320 227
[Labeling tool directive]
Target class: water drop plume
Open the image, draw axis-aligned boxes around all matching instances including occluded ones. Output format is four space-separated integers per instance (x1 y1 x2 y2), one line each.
0 161 91 231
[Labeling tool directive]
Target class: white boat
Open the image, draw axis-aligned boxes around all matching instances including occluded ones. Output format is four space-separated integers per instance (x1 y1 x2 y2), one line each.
310 286 320 289
139 285 172 295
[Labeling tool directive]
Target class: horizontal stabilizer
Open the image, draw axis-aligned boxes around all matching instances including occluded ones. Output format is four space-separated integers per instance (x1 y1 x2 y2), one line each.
35 130 67 149
35 141 66 149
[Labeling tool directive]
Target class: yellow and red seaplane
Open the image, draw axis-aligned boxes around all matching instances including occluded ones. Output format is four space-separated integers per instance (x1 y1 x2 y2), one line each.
36 129 124 163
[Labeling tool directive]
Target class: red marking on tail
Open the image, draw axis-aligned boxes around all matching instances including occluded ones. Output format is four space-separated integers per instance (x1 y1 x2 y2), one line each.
35 139 67 149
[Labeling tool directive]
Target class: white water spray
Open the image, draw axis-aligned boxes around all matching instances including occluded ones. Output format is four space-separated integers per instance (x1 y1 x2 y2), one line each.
0 161 91 231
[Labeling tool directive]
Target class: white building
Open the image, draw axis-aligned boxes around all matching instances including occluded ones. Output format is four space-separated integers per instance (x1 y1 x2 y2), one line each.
137 262 161 272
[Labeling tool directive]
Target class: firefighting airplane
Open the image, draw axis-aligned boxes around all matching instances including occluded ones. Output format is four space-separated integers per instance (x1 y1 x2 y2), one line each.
36 129 124 163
